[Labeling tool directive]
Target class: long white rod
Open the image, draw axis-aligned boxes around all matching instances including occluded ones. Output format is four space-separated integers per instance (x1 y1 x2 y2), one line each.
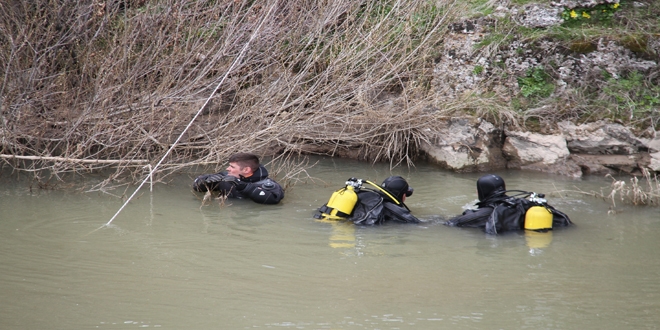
103 1 279 227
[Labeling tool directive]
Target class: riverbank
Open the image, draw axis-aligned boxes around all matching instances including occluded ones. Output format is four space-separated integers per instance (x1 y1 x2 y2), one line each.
0 0 658 186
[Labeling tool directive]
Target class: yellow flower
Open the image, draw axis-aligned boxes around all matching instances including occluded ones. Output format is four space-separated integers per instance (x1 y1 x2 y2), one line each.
570 10 577 18
582 11 591 19
613 3 620 9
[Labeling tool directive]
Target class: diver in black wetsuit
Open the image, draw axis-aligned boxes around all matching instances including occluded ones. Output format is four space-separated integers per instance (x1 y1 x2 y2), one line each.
314 176 420 225
349 176 420 225
192 153 284 205
445 174 572 234
444 174 508 228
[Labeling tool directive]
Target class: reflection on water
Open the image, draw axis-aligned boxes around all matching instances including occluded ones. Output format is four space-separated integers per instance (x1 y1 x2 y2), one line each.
1 157 660 329
320 219 357 250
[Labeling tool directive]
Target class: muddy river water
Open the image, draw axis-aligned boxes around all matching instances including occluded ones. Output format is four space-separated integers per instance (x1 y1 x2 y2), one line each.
1 156 659 329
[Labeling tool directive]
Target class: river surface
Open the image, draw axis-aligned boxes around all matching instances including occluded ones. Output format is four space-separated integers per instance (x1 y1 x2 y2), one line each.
1 156 659 329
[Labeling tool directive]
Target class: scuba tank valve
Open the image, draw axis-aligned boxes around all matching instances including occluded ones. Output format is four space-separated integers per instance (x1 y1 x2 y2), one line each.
528 192 547 204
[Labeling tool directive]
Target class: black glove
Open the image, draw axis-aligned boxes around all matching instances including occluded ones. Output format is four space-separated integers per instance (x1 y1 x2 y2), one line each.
193 174 223 192
204 174 225 183
223 176 248 191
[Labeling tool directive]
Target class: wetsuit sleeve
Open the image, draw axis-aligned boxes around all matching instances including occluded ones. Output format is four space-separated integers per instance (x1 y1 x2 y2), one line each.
383 202 420 223
236 180 284 204
444 207 493 228
548 205 573 227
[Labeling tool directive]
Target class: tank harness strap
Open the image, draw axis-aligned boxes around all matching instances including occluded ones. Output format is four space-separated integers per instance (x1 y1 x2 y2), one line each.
364 180 400 205
363 180 411 212
319 204 351 218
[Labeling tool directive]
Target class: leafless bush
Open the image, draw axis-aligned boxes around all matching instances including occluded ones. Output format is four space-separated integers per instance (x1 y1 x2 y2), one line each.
558 168 660 209
1 0 466 189
604 169 660 207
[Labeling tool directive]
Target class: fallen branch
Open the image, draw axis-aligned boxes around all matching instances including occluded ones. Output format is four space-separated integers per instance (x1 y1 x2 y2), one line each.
0 154 149 164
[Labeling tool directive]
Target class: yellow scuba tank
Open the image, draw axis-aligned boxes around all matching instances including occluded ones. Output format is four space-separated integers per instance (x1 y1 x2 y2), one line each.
318 178 362 220
524 192 553 231
524 206 553 231
324 186 358 218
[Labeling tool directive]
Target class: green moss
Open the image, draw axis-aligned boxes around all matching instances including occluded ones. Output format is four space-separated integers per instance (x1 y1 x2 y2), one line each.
621 34 648 53
602 71 660 121
518 67 555 99
475 33 511 50
569 40 597 53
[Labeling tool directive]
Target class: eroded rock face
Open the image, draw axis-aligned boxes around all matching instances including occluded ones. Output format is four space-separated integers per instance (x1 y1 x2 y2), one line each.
432 1 657 103
642 136 660 153
422 119 658 177
574 39 657 80
570 153 650 175
650 153 660 172
501 130 583 177
433 19 490 100
424 1 658 177
419 117 507 172
503 130 569 164
558 121 657 175
558 120 646 154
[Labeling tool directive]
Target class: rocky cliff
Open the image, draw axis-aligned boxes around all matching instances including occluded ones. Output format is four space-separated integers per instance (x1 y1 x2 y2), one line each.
423 0 659 177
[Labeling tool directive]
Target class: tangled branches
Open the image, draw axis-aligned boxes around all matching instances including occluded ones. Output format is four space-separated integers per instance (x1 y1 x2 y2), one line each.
0 0 466 189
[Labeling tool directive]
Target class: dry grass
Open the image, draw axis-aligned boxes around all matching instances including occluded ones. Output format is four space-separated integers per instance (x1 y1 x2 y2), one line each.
0 0 467 189
4 0 656 196
604 168 660 207
555 168 660 208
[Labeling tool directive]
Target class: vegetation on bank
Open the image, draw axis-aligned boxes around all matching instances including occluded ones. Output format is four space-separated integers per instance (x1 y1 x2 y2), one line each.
464 0 659 130
0 0 658 195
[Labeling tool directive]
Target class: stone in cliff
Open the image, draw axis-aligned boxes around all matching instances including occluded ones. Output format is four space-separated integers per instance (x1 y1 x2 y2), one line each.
550 0 619 9
558 120 646 155
650 153 660 172
502 129 582 177
518 4 563 29
559 120 655 175
420 117 507 172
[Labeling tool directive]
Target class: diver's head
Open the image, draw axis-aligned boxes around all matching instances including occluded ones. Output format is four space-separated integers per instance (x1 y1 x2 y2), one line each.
476 174 506 201
381 176 414 202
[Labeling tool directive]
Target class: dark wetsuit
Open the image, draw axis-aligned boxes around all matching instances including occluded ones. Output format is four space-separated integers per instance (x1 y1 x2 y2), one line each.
348 190 419 225
192 165 284 204
445 174 508 228
445 174 572 233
